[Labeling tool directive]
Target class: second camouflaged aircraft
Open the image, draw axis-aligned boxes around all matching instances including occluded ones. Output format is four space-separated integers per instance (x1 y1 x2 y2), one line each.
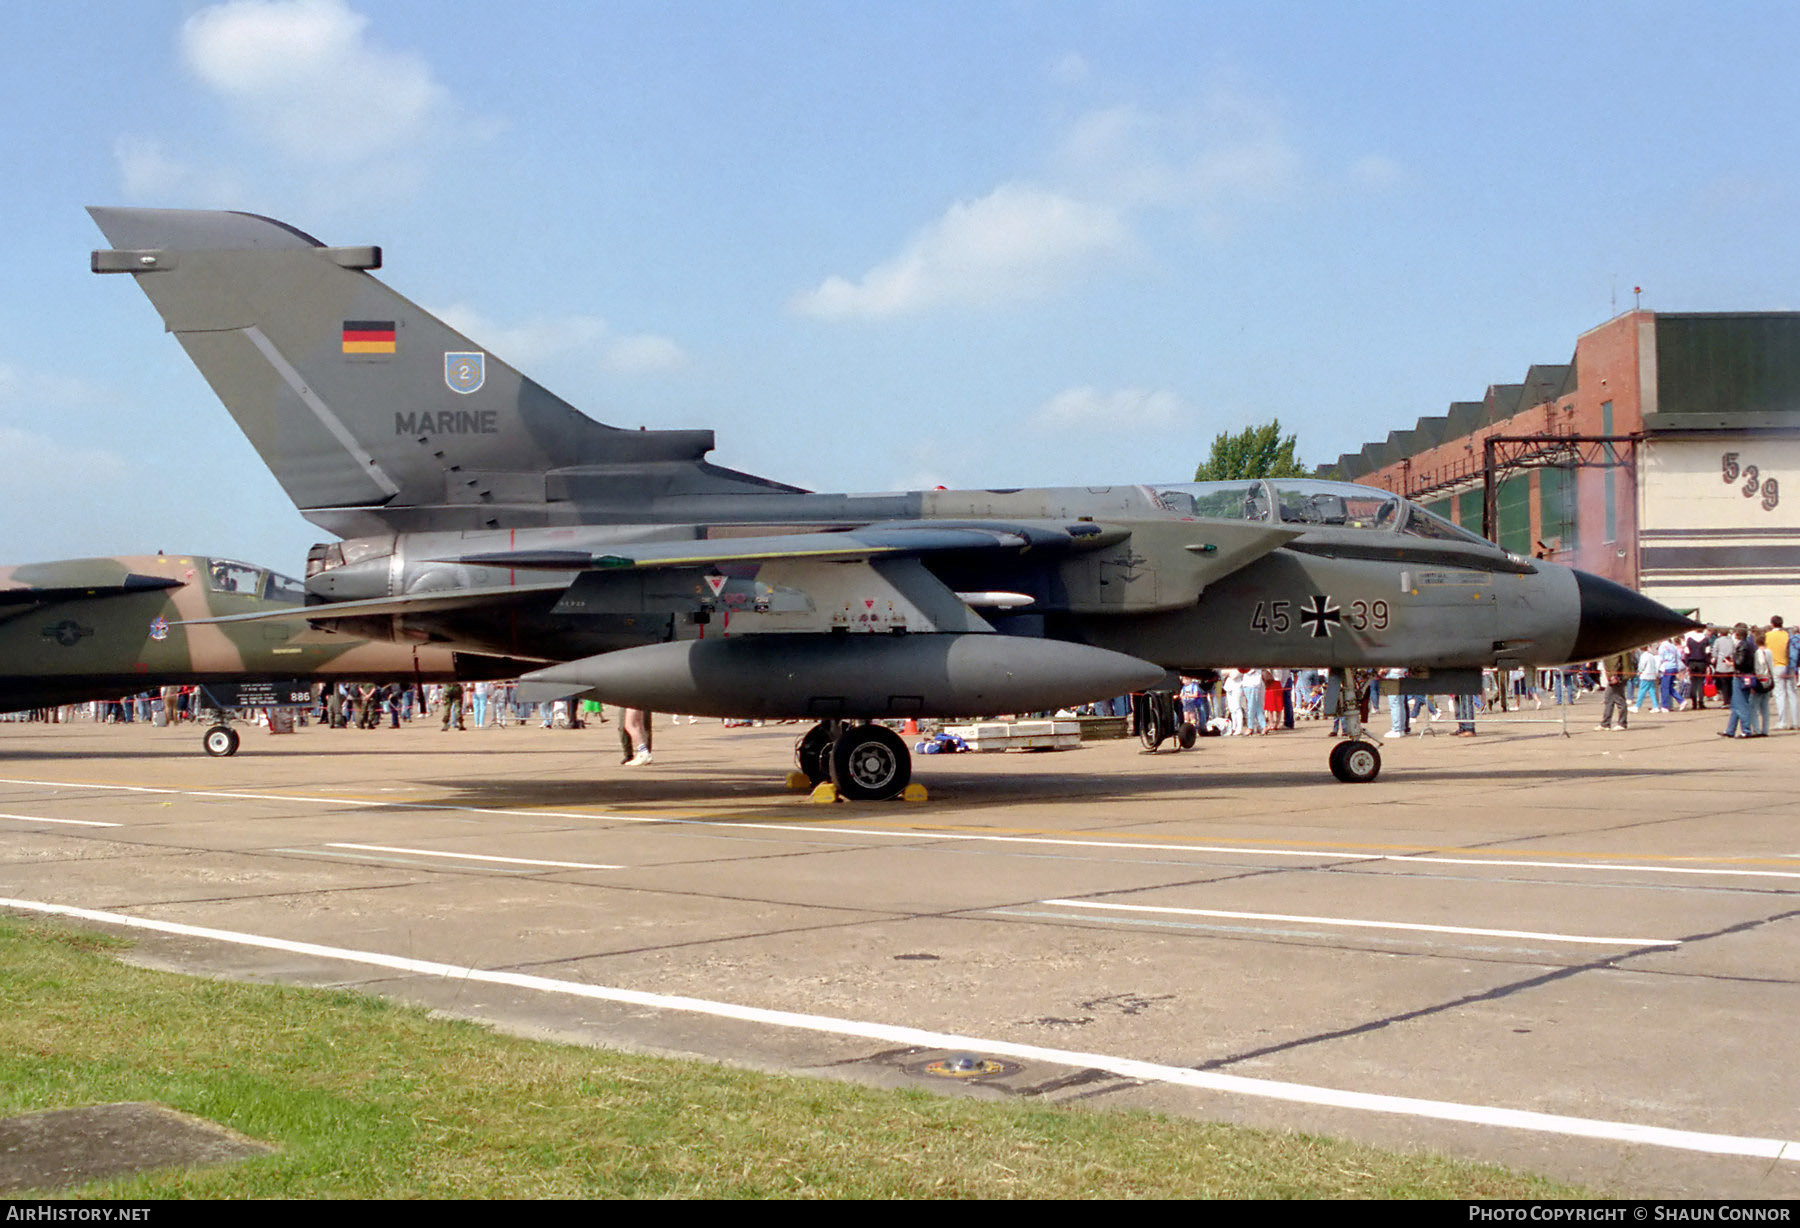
89 207 1694 796
0 553 515 754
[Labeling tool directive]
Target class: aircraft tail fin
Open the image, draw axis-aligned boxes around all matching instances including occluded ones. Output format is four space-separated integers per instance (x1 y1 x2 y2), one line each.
89 207 796 537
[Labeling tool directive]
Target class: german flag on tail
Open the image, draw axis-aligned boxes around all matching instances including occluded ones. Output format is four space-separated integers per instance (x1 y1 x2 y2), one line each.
341 320 396 355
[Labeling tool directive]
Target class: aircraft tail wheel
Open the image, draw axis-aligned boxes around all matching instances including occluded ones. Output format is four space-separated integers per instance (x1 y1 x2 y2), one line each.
796 722 834 785
203 725 240 757
1329 739 1379 783
829 724 911 801
1176 722 1198 750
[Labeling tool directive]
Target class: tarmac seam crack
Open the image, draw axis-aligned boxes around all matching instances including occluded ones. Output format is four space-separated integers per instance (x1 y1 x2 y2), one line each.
1193 949 1667 1071
1447 808 1748 852
1326 865 1800 899
1044 858 1402 901
1048 1081 1148 1106
1193 905 1800 1072
493 878 1281 965
493 912 925 966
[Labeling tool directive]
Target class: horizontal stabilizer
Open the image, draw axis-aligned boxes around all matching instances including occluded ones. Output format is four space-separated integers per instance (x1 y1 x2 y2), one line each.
1179 522 1307 586
0 573 183 608
177 580 573 627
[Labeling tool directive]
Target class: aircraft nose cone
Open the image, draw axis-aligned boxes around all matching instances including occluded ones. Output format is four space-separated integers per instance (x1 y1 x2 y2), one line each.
1568 570 1700 661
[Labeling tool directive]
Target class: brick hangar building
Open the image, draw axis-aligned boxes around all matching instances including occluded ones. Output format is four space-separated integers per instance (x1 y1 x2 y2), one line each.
1331 310 1800 626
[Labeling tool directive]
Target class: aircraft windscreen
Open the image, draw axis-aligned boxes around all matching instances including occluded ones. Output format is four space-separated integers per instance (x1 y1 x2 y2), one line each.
205 559 261 594
1269 481 1399 529
264 571 306 603
1150 480 1435 534
1400 505 1493 546
1148 482 1270 521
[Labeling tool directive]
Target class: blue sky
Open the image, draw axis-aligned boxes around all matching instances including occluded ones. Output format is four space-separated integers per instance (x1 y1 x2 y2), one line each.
4 0 1797 571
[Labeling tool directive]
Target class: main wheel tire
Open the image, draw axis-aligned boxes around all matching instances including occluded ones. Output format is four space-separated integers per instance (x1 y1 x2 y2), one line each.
1176 721 1198 749
796 723 834 785
829 724 911 801
202 726 240 757
1139 705 1164 750
1329 739 1380 783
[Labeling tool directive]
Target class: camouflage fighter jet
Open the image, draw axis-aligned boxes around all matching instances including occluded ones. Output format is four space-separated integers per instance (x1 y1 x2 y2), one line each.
0 553 517 754
89 208 1695 795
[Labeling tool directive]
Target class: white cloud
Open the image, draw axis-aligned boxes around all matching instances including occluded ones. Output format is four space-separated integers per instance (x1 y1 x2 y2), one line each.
1055 93 1301 213
181 0 461 166
1048 52 1090 86
0 372 132 553
792 183 1128 319
0 363 110 413
1347 154 1404 189
797 78 1309 322
115 1 492 206
114 137 250 207
888 469 957 492
596 334 687 375
434 306 687 375
0 427 131 491
1032 386 1190 432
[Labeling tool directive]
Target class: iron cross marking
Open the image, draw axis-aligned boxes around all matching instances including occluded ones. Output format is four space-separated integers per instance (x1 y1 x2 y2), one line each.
1299 594 1341 638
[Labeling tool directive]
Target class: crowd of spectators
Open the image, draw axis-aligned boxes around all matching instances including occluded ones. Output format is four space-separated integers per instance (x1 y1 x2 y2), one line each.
1117 616 1796 743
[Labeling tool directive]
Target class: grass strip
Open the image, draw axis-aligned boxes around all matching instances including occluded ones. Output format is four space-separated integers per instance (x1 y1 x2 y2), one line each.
0 918 1582 1198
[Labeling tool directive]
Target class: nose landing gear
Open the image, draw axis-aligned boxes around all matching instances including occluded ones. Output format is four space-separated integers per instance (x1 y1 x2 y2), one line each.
1328 737 1380 783
1327 667 1380 783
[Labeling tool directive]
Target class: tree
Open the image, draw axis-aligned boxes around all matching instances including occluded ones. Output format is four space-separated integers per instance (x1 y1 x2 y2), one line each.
1192 420 1310 482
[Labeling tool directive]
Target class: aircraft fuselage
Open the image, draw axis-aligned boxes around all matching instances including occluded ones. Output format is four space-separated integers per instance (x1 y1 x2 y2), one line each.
299 478 1631 678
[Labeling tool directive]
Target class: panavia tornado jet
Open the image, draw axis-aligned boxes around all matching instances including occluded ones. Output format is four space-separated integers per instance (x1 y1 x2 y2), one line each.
89 207 1695 796
0 553 517 753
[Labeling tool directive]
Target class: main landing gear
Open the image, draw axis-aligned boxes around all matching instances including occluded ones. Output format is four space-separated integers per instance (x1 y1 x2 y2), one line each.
795 721 912 801
1326 667 1380 783
1133 690 1197 751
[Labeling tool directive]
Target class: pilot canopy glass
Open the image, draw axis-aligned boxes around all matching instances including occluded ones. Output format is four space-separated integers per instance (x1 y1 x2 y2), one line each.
1145 479 1491 546
203 558 305 602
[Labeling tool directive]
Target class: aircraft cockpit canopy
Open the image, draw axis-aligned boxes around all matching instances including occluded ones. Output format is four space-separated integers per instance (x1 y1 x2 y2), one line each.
1145 479 1494 548
1396 502 1492 547
203 558 306 603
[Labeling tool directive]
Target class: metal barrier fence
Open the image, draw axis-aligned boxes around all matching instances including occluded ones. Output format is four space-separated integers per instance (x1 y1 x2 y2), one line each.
1378 667 1596 737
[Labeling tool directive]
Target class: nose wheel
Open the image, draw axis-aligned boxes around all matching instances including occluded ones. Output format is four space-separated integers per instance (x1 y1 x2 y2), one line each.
202 724 240 757
1328 738 1380 783
1324 667 1379 783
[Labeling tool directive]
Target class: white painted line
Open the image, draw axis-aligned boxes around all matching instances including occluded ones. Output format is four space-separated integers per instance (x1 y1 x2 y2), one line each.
0 895 1789 1164
325 843 622 871
0 812 120 828
5 776 1799 880
1040 898 1681 948
1378 853 1800 881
